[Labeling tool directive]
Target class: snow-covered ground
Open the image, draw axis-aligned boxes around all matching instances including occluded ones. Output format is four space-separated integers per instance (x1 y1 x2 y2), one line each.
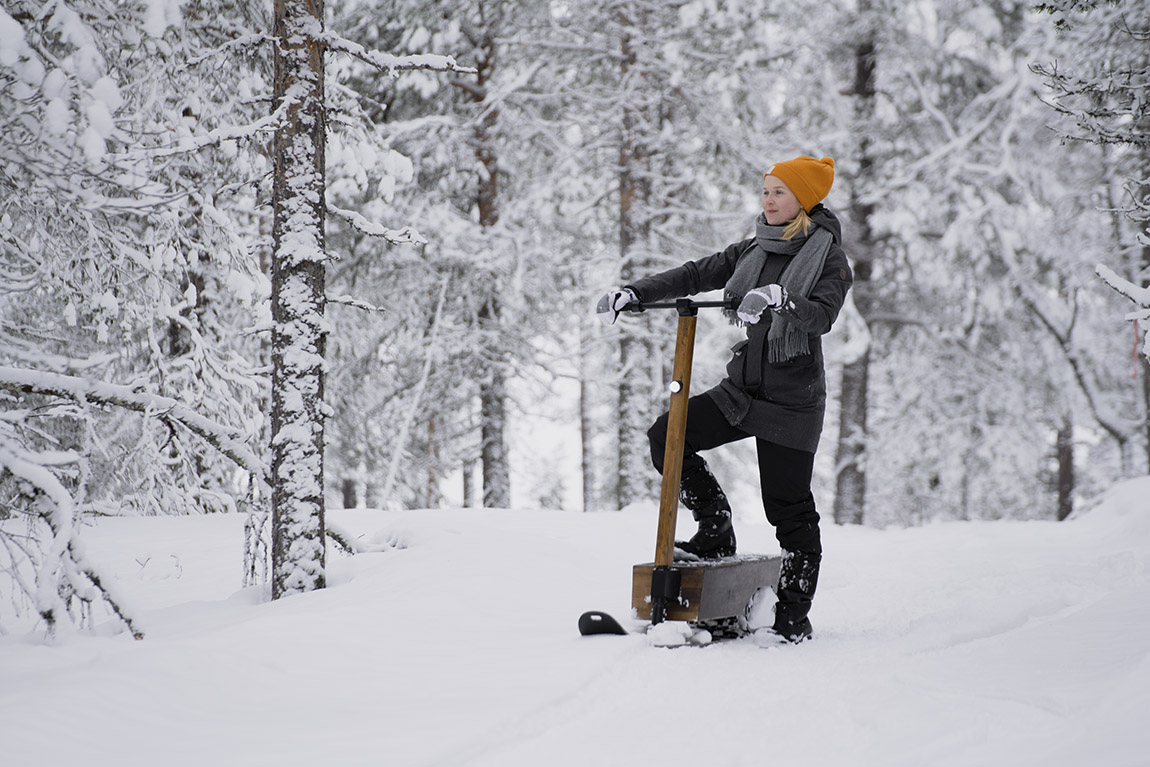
2 479 1148 767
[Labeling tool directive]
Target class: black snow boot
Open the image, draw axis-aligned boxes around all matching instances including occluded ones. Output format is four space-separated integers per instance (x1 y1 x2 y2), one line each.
674 465 736 560
771 549 821 642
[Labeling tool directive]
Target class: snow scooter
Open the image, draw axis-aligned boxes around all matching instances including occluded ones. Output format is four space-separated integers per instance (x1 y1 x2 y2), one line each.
581 297 782 644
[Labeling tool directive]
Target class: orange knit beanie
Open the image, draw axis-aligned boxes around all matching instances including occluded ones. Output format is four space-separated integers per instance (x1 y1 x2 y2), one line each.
764 156 835 212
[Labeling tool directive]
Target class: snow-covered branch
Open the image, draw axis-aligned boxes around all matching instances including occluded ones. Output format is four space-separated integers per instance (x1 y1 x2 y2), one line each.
186 33 277 66
1097 264 1150 362
327 203 427 245
328 294 385 313
0 433 144 639
0 334 118 373
993 243 1136 446
886 75 1020 194
325 521 403 555
113 87 302 163
1097 263 1150 308
319 32 477 76
0 366 267 482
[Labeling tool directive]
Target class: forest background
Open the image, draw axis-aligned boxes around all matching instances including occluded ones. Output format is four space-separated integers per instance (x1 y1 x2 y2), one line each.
1 0 1147 635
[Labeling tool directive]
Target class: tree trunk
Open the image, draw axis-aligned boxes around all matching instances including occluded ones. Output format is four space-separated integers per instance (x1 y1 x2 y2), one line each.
833 2 877 526
1138 150 1150 474
1105 141 1150 475
270 0 327 598
580 329 596 513
480 357 509 507
426 418 439 508
834 349 869 525
462 458 476 508
1056 415 1075 521
615 19 655 510
470 21 510 509
617 334 654 508
1142 345 1150 474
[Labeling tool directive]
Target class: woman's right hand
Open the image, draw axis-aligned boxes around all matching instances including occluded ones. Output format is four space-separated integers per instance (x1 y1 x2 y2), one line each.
596 288 638 325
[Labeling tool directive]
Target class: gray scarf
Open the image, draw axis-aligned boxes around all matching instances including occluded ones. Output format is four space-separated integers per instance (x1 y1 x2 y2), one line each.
723 213 835 362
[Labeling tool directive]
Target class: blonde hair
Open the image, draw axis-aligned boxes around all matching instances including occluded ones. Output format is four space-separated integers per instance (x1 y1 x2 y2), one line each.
782 208 812 240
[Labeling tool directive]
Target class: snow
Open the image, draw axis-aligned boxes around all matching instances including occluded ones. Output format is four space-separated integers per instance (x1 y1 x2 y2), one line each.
0 9 27 68
2 479 1148 766
141 0 182 38
89 76 123 112
646 619 713 647
79 125 107 165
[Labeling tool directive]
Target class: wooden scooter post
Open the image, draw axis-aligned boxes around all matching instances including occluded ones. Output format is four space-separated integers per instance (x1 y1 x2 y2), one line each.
638 298 733 624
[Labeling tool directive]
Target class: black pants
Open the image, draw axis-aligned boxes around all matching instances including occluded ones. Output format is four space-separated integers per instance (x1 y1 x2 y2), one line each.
647 393 821 555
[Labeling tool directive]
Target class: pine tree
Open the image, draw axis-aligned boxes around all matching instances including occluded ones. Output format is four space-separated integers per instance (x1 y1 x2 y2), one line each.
267 0 473 589
268 0 329 597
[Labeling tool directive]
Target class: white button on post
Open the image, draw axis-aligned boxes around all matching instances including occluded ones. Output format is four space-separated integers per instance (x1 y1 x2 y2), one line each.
669 380 683 394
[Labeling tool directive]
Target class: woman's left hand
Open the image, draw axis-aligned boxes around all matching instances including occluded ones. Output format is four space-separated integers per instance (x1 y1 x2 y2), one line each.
737 285 788 324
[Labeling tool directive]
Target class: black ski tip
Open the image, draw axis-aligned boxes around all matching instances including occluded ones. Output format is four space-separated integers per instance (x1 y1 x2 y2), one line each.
578 611 628 636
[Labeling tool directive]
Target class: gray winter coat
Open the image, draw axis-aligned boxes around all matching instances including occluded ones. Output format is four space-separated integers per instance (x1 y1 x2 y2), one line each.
627 206 852 453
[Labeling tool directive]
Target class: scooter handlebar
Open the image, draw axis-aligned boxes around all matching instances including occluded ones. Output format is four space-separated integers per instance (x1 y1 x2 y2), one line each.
628 297 738 316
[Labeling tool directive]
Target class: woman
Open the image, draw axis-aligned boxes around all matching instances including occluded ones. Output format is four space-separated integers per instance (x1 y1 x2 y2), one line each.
598 156 852 643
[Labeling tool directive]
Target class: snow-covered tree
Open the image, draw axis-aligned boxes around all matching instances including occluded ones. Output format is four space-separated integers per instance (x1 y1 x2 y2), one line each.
0 0 273 634
0 0 474 626
832 0 881 525
266 0 474 593
544 0 812 510
1034 0 1150 467
320 1 488 510
329 0 609 511
268 0 330 597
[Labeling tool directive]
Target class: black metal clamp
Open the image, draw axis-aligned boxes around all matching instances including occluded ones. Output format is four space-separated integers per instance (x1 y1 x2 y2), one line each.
649 565 684 625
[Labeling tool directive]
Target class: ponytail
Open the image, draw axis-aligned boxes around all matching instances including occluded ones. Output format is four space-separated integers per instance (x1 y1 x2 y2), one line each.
783 209 812 240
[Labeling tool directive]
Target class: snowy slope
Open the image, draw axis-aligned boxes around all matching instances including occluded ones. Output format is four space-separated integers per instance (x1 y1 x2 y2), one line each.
1 479 1148 767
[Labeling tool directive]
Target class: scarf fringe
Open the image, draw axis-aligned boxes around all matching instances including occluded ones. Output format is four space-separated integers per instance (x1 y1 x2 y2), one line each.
768 327 812 362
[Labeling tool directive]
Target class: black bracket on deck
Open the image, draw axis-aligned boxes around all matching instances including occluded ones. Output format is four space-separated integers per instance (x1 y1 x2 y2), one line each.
649 565 683 625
